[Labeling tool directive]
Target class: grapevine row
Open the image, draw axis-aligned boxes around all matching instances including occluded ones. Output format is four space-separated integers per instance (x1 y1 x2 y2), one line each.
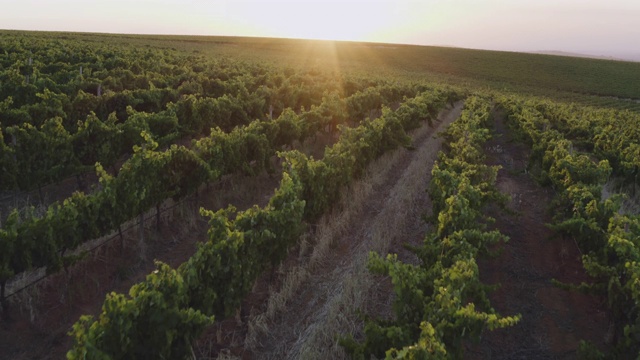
518 100 640 187
341 95 519 359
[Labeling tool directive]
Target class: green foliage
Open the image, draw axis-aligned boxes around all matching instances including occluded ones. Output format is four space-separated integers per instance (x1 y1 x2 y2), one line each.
67 263 213 360
0 127 17 190
385 323 448 360
5 117 75 190
72 112 122 170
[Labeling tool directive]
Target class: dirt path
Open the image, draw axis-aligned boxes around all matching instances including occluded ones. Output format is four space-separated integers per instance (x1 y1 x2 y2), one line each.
466 111 610 359
214 102 464 360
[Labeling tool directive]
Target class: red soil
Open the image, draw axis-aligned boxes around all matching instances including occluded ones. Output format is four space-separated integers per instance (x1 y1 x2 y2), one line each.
466 111 610 359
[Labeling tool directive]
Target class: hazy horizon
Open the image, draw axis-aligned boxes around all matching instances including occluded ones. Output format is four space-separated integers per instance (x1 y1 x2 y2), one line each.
2 0 639 61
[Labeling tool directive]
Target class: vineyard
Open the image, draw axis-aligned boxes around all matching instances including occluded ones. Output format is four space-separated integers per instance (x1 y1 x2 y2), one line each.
1 30 640 359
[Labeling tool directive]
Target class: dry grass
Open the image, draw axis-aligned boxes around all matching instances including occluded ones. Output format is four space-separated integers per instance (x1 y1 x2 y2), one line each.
294 116 451 360
241 141 407 354
241 140 404 351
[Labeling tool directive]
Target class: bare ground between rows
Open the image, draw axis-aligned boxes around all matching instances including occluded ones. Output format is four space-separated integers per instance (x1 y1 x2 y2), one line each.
0 131 336 360
200 102 465 359
465 110 610 359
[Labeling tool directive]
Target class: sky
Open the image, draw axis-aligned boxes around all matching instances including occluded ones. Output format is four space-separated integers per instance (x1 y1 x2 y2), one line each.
2 0 639 61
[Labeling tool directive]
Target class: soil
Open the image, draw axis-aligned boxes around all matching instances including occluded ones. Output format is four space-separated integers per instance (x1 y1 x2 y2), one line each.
466 110 610 359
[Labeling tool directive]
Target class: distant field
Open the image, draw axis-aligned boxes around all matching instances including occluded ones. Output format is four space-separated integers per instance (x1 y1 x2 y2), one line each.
13 30 639 111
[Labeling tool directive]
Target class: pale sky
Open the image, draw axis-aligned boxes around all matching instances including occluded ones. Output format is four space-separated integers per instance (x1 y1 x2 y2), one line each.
2 0 639 60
